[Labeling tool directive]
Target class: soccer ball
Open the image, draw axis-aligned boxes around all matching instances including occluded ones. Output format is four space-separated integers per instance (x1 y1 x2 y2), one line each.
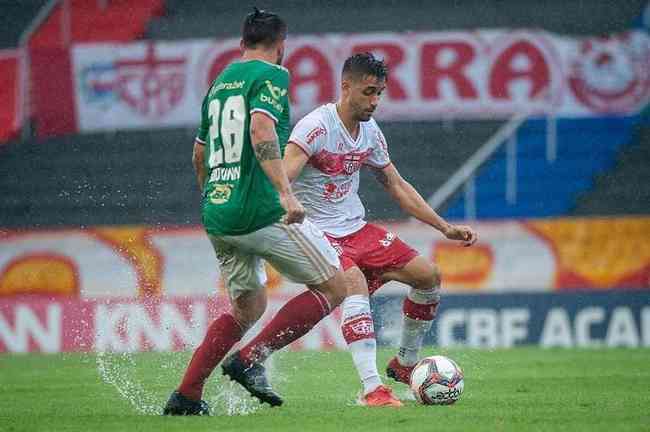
410 355 464 405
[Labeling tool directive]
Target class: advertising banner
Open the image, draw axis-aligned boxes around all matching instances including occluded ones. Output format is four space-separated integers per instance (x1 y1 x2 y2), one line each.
71 30 650 132
1 218 649 300
1 291 648 353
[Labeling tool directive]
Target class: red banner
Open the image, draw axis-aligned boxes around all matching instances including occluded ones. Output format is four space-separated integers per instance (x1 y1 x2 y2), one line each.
0 49 21 142
0 296 344 353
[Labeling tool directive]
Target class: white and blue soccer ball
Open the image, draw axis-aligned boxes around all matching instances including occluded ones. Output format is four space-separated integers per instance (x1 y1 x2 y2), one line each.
409 355 464 405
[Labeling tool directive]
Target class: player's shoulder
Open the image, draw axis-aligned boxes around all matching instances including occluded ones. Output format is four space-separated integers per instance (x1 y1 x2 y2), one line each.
247 59 289 80
291 105 333 145
296 104 332 129
363 117 388 150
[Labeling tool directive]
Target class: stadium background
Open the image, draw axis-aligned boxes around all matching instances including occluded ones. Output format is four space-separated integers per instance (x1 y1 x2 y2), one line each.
1 0 649 361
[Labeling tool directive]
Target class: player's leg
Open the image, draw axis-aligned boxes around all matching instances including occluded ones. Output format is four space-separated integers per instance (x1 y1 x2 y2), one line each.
341 265 401 407
222 220 347 405
233 221 346 366
164 236 267 415
383 255 441 385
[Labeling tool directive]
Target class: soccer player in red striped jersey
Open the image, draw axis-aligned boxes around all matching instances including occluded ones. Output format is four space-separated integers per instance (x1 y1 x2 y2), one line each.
278 53 478 406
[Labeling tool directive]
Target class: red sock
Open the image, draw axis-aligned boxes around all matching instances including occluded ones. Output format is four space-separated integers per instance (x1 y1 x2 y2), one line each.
178 313 244 400
239 290 330 365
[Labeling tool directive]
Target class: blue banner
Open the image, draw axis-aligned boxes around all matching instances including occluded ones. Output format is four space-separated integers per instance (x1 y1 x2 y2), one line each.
371 291 650 348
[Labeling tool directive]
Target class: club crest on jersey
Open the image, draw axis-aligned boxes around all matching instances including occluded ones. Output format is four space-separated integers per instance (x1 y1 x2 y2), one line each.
343 153 363 175
209 184 232 204
264 80 287 100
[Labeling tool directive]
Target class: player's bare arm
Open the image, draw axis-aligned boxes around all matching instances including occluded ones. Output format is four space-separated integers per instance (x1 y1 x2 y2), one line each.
372 163 477 247
192 140 207 191
250 112 305 224
283 142 310 182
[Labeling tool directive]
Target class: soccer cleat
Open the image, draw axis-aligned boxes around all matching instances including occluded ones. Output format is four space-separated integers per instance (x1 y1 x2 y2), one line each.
221 351 283 407
357 385 403 407
162 390 210 416
386 356 415 385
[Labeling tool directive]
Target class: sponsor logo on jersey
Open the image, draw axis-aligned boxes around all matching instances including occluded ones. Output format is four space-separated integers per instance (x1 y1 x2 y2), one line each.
323 180 353 201
208 183 233 204
209 166 241 182
259 93 284 113
343 153 364 175
211 80 245 95
264 80 288 99
306 126 327 145
568 32 650 112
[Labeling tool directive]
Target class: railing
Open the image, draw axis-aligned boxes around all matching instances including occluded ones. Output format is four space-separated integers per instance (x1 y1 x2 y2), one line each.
426 109 557 220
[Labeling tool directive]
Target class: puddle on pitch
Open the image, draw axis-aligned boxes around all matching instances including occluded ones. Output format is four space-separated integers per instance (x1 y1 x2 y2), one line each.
95 350 283 416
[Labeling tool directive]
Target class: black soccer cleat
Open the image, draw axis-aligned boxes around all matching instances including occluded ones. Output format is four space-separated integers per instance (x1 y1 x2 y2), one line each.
162 390 210 416
221 351 284 407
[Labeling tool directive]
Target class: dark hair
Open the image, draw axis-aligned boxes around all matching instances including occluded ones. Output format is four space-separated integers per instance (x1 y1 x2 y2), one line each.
242 7 287 49
342 52 388 81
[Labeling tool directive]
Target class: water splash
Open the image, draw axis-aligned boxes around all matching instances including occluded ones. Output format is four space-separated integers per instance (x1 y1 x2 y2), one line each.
95 349 284 416
96 351 163 415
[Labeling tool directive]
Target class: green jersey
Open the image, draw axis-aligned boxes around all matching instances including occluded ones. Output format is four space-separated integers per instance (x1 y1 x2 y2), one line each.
196 59 290 236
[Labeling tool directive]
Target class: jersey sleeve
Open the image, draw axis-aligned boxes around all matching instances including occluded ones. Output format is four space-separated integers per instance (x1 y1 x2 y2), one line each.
288 115 327 157
249 68 290 124
365 122 391 168
195 94 209 145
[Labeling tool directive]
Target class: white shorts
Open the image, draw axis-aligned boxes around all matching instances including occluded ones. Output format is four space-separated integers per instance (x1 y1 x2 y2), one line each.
208 219 340 300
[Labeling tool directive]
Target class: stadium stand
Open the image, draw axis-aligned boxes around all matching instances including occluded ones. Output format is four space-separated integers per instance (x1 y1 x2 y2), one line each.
0 121 499 227
443 116 641 219
0 0 48 49
1 0 648 228
146 0 646 40
573 124 650 215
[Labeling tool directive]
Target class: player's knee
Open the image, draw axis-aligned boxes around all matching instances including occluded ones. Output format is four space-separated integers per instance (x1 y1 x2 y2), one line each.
231 309 261 332
231 294 267 330
411 263 441 292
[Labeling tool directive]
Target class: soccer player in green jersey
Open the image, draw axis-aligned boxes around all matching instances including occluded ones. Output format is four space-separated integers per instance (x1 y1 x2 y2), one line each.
164 8 347 415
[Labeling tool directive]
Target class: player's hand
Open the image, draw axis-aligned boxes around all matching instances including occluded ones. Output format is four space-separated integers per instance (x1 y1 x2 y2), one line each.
443 224 478 247
280 191 306 225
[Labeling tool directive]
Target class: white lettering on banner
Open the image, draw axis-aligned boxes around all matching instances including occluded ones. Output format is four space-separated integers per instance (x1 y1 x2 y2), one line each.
575 307 605 348
605 307 640 348
438 308 531 348
540 306 649 348
501 309 530 347
540 308 574 348
95 304 130 352
468 309 498 348
0 305 61 353
94 303 207 352
438 309 465 347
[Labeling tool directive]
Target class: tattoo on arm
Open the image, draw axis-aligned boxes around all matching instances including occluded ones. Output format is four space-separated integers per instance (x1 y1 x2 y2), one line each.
373 167 390 188
254 140 281 161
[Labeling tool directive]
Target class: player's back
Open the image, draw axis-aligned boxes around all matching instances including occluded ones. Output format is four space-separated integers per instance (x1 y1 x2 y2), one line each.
198 60 291 236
